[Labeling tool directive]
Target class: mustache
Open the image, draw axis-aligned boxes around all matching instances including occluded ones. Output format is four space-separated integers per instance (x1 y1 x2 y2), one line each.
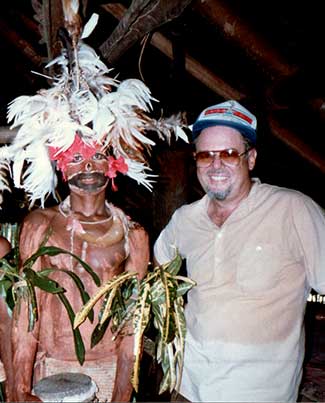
207 168 228 175
68 171 105 181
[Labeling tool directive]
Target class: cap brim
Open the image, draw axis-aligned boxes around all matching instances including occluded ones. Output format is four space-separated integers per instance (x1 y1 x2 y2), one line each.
192 120 256 144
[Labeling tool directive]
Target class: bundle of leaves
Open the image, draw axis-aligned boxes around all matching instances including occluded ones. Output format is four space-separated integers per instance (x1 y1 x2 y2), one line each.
74 253 196 394
0 235 195 395
0 234 100 364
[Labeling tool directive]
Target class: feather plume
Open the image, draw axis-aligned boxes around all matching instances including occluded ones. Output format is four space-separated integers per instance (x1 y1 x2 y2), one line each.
81 13 99 40
21 144 57 207
0 12 188 207
124 159 157 190
145 113 189 144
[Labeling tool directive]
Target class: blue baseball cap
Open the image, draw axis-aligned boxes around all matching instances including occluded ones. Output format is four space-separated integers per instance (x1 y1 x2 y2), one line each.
191 100 257 144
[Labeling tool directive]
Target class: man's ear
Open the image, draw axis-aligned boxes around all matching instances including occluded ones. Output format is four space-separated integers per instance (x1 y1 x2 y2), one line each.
248 148 257 171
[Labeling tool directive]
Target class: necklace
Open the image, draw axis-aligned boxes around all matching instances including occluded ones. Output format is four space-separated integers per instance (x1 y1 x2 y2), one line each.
58 197 126 269
59 196 113 224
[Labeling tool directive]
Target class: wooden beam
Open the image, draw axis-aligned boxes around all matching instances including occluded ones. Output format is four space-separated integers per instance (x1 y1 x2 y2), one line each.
100 0 193 63
101 3 244 100
32 0 65 61
0 18 44 67
194 0 296 79
268 117 325 173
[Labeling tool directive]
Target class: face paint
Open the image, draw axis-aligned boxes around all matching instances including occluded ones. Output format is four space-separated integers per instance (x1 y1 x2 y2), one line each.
49 135 128 184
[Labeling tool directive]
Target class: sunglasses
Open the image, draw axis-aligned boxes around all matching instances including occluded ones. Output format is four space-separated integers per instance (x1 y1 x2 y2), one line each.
194 148 250 167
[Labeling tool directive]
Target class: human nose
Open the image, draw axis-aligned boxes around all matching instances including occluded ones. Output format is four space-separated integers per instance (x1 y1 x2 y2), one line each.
85 161 93 171
211 153 223 168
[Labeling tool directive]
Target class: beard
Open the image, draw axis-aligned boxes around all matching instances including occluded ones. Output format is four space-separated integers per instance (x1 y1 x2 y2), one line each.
200 168 232 201
207 187 232 201
68 172 108 192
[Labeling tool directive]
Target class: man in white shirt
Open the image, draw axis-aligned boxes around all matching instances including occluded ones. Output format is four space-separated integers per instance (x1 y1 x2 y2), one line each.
154 100 325 402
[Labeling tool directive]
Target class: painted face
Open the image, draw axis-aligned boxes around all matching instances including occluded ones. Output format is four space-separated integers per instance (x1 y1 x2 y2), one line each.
195 126 257 201
66 152 109 192
49 136 129 191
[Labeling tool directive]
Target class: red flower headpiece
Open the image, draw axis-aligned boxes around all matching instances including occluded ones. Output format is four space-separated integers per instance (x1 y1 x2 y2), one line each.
106 156 128 191
49 135 128 188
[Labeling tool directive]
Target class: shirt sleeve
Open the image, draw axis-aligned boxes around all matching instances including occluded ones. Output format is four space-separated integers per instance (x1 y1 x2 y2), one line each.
292 194 325 294
153 210 180 265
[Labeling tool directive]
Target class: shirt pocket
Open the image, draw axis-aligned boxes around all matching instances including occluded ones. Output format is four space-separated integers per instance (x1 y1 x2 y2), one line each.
236 243 282 294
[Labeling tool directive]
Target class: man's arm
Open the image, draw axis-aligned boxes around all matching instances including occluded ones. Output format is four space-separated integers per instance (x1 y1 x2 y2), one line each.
291 195 325 294
11 213 48 402
125 224 149 279
153 211 178 266
111 225 149 402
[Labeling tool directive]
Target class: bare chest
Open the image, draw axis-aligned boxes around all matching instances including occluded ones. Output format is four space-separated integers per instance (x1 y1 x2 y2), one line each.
42 220 128 283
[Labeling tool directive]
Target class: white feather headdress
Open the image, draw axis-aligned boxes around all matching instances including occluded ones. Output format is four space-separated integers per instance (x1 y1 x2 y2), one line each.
0 10 188 208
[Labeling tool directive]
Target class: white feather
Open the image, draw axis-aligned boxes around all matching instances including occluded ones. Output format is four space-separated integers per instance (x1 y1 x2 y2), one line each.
7 94 48 128
124 159 157 191
12 149 27 188
70 89 98 125
92 100 115 140
81 13 99 39
116 79 157 112
0 12 189 208
144 113 189 144
22 144 57 208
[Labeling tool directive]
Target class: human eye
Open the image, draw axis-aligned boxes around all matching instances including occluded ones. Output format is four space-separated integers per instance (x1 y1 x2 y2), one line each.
195 151 213 166
71 154 83 163
92 152 106 161
222 149 239 157
220 149 240 165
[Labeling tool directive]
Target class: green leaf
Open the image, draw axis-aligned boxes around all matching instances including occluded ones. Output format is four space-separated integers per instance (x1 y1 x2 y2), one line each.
24 268 64 294
26 281 37 332
110 298 137 336
158 266 172 343
172 299 187 391
0 259 19 276
90 319 110 348
99 287 117 326
74 271 137 329
165 308 176 344
151 303 164 331
131 283 151 392
5 287 15 311
57 293 85 365
163 253 182 276
24 246 101 286
158 365 171 395
150 279 165 304
175 277 196 297
0 279 13 295
167 343 177 392
40 268 94 323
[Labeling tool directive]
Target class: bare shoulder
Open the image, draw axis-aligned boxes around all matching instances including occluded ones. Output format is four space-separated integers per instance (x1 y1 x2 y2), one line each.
19 207 59 259
22 206 58 226
20 206 59 243
128 220 147 232
128 221 149 247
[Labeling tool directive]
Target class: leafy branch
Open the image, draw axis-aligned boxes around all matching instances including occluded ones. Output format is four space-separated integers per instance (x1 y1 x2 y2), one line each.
74 253 196 394
0 228 196 394
0 231 99 365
